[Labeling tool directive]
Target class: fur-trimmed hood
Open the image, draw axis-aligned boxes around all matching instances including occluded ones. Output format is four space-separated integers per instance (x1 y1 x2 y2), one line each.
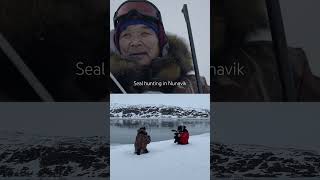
137 128 147 134
214 0 269 45
110 30 194 92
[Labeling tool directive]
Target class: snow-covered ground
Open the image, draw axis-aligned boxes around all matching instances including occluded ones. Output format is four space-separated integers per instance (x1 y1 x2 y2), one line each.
110 133 210 180
0 131 108 178
212 143 320 178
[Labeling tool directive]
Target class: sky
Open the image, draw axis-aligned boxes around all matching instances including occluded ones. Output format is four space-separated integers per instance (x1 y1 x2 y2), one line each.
111 94 210 109
110 0 210 84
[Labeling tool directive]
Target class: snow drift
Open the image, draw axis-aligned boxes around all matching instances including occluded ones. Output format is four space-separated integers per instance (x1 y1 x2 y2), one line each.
111 133 210 180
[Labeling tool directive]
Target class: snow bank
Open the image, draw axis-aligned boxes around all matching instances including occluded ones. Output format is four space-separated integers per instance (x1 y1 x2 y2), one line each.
111 133 210 180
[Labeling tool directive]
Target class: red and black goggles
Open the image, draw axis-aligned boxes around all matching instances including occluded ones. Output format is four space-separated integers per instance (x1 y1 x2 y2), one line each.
113 1 162 27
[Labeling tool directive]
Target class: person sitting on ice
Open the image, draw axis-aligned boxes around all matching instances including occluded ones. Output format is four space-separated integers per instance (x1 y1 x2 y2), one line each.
134 127 151 155
173 125 183 143
173 125 189 145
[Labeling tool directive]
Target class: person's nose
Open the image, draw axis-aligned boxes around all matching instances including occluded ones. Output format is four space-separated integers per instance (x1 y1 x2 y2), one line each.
129 35 142 47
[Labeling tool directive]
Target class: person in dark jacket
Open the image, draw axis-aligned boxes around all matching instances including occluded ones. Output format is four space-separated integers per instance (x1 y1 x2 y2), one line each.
134 127 151 155
173 126 182 144
111 0 209 93
212 0 320 101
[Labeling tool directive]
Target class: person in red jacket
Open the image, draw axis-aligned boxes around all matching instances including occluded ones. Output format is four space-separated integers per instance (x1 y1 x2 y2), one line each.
179 126 189 145
174 125 189 145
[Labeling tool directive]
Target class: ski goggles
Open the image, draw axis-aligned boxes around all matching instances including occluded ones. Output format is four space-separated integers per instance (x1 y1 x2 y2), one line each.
113 1 162 27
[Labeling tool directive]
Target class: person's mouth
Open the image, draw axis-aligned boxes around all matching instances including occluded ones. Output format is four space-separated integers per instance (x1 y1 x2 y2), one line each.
129 52 148 58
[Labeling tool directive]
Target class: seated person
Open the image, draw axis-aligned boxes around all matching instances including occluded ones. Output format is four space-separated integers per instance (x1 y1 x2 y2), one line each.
173 125 189 145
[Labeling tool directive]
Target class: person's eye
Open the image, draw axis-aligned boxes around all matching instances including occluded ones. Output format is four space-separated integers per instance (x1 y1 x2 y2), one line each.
141 32 152 36
121 33 130 39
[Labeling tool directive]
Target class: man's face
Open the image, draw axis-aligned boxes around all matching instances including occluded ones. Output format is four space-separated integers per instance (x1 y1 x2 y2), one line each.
119 24 160 66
